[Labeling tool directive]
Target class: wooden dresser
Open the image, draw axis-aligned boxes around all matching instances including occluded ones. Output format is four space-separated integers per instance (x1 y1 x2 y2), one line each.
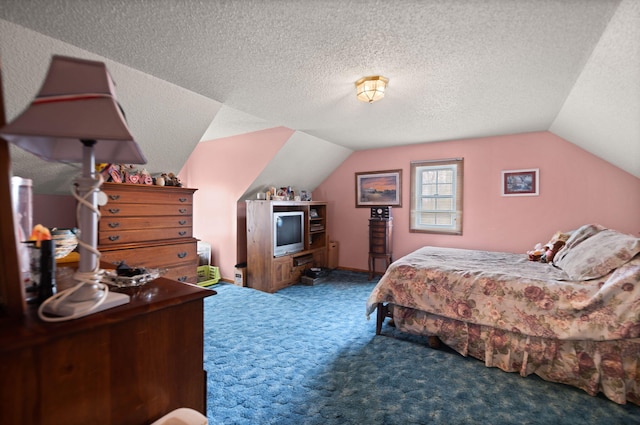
98 183 198 284
368 218 393 280
0 265 215 425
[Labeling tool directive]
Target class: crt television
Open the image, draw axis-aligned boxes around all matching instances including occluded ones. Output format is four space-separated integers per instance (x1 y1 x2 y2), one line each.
273 211 305 257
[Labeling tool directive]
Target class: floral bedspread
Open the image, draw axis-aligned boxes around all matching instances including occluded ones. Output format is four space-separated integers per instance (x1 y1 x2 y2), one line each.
366 246 640 341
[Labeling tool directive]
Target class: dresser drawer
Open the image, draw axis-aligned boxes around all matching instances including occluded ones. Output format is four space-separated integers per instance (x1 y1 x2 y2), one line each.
103 183 194 205
101 203 193 218
370 228 387 237
101 216 192 231
100 240 197 269
369 219 392 255
164 263 198 284
370 243 388 254
99 227 193 245
369 222 387 230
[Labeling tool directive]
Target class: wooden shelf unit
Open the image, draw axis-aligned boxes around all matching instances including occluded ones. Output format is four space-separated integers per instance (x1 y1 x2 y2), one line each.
246 200 328 293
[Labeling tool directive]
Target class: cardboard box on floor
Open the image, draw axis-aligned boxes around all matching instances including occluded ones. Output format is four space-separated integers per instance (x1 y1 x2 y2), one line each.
234 266 246 287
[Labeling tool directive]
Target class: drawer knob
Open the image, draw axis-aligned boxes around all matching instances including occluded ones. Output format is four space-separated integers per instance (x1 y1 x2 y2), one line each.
108 208 120 214
177 252 187 259
178 231 187 236
178 220 187 225
179 197 187 203
178 208 187 214
109 194 120 201
109 235 120 242
108 222 120 228
177 276 187 282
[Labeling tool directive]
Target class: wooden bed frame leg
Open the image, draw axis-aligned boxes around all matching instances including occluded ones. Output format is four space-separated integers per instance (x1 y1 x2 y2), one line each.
376 303 387 335
428 336 441 349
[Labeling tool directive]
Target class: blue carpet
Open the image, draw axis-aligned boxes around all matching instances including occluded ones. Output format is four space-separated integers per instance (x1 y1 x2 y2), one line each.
203 270 640 424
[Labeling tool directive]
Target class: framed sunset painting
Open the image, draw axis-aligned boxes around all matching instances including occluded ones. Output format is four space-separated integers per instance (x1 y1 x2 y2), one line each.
355 169 402 207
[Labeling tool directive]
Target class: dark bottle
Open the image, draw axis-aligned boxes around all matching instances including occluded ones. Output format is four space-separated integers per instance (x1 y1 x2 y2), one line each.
37 239 57 303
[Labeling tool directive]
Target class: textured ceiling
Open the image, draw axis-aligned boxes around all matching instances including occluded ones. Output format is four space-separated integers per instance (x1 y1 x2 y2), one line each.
1 0 639 193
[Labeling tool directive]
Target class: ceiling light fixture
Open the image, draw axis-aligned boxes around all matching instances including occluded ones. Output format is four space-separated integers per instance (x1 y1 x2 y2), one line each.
355 76 389 103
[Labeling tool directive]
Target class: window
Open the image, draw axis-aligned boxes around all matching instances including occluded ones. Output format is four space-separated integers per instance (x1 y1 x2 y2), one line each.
410 158 463 234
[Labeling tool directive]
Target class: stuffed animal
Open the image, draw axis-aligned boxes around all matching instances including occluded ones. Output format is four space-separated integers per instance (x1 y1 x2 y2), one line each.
546 231 570 262
528 231 570 263
527 243 546 262
164 172 182 187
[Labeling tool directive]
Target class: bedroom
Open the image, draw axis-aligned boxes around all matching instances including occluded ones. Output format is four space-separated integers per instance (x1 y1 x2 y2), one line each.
0 0 639 422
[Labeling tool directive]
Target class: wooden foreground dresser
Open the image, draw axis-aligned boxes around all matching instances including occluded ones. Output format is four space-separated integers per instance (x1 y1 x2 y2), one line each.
0 266 215 425
98 182 198 284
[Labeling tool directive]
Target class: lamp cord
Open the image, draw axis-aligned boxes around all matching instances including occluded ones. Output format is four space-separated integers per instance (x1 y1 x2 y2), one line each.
37 173 109 322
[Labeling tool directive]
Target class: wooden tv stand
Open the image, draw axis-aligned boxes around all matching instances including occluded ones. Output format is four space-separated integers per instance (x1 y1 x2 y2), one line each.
246 200 328 293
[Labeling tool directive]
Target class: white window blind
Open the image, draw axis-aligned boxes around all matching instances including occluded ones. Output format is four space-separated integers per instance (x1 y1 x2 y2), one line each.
410 158 463 234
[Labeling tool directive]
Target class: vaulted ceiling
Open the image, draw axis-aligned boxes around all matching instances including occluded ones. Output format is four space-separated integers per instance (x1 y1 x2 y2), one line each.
1 0 638 195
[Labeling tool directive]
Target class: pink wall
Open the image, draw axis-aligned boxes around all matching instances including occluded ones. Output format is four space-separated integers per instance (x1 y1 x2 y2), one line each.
313 131 640 272
31 130 640 280
179 127 294 280
33 194 76 229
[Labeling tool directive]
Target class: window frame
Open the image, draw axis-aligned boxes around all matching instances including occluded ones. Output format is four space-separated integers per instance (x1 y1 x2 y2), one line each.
410 158 464 235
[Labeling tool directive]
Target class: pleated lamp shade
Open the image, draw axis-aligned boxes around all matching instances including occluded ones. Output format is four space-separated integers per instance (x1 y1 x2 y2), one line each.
0 55 146 164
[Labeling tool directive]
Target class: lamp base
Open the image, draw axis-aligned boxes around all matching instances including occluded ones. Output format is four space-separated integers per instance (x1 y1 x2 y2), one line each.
43 290 130 317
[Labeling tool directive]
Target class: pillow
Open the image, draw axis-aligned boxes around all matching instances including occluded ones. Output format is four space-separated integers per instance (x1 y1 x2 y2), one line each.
554 228 640 280
553 224 605 264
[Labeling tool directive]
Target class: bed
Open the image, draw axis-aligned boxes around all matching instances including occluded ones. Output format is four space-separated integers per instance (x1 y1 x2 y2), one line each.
366 224 640 405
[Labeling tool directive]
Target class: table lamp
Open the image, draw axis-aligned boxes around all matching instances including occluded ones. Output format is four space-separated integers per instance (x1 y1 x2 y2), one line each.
0 55 147 321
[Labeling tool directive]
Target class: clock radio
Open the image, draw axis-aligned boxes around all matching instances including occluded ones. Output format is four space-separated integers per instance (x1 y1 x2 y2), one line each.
370 206 391 219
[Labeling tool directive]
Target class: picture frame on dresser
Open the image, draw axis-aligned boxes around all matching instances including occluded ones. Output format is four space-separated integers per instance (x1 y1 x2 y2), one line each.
355 169 402 208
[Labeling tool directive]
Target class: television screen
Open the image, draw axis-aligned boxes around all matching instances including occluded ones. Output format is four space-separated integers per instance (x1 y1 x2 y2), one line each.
273 211 304 257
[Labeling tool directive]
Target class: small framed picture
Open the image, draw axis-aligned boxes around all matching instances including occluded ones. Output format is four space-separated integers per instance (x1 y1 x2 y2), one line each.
300 190 311 201
501 168 539 196
355 169 402 207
